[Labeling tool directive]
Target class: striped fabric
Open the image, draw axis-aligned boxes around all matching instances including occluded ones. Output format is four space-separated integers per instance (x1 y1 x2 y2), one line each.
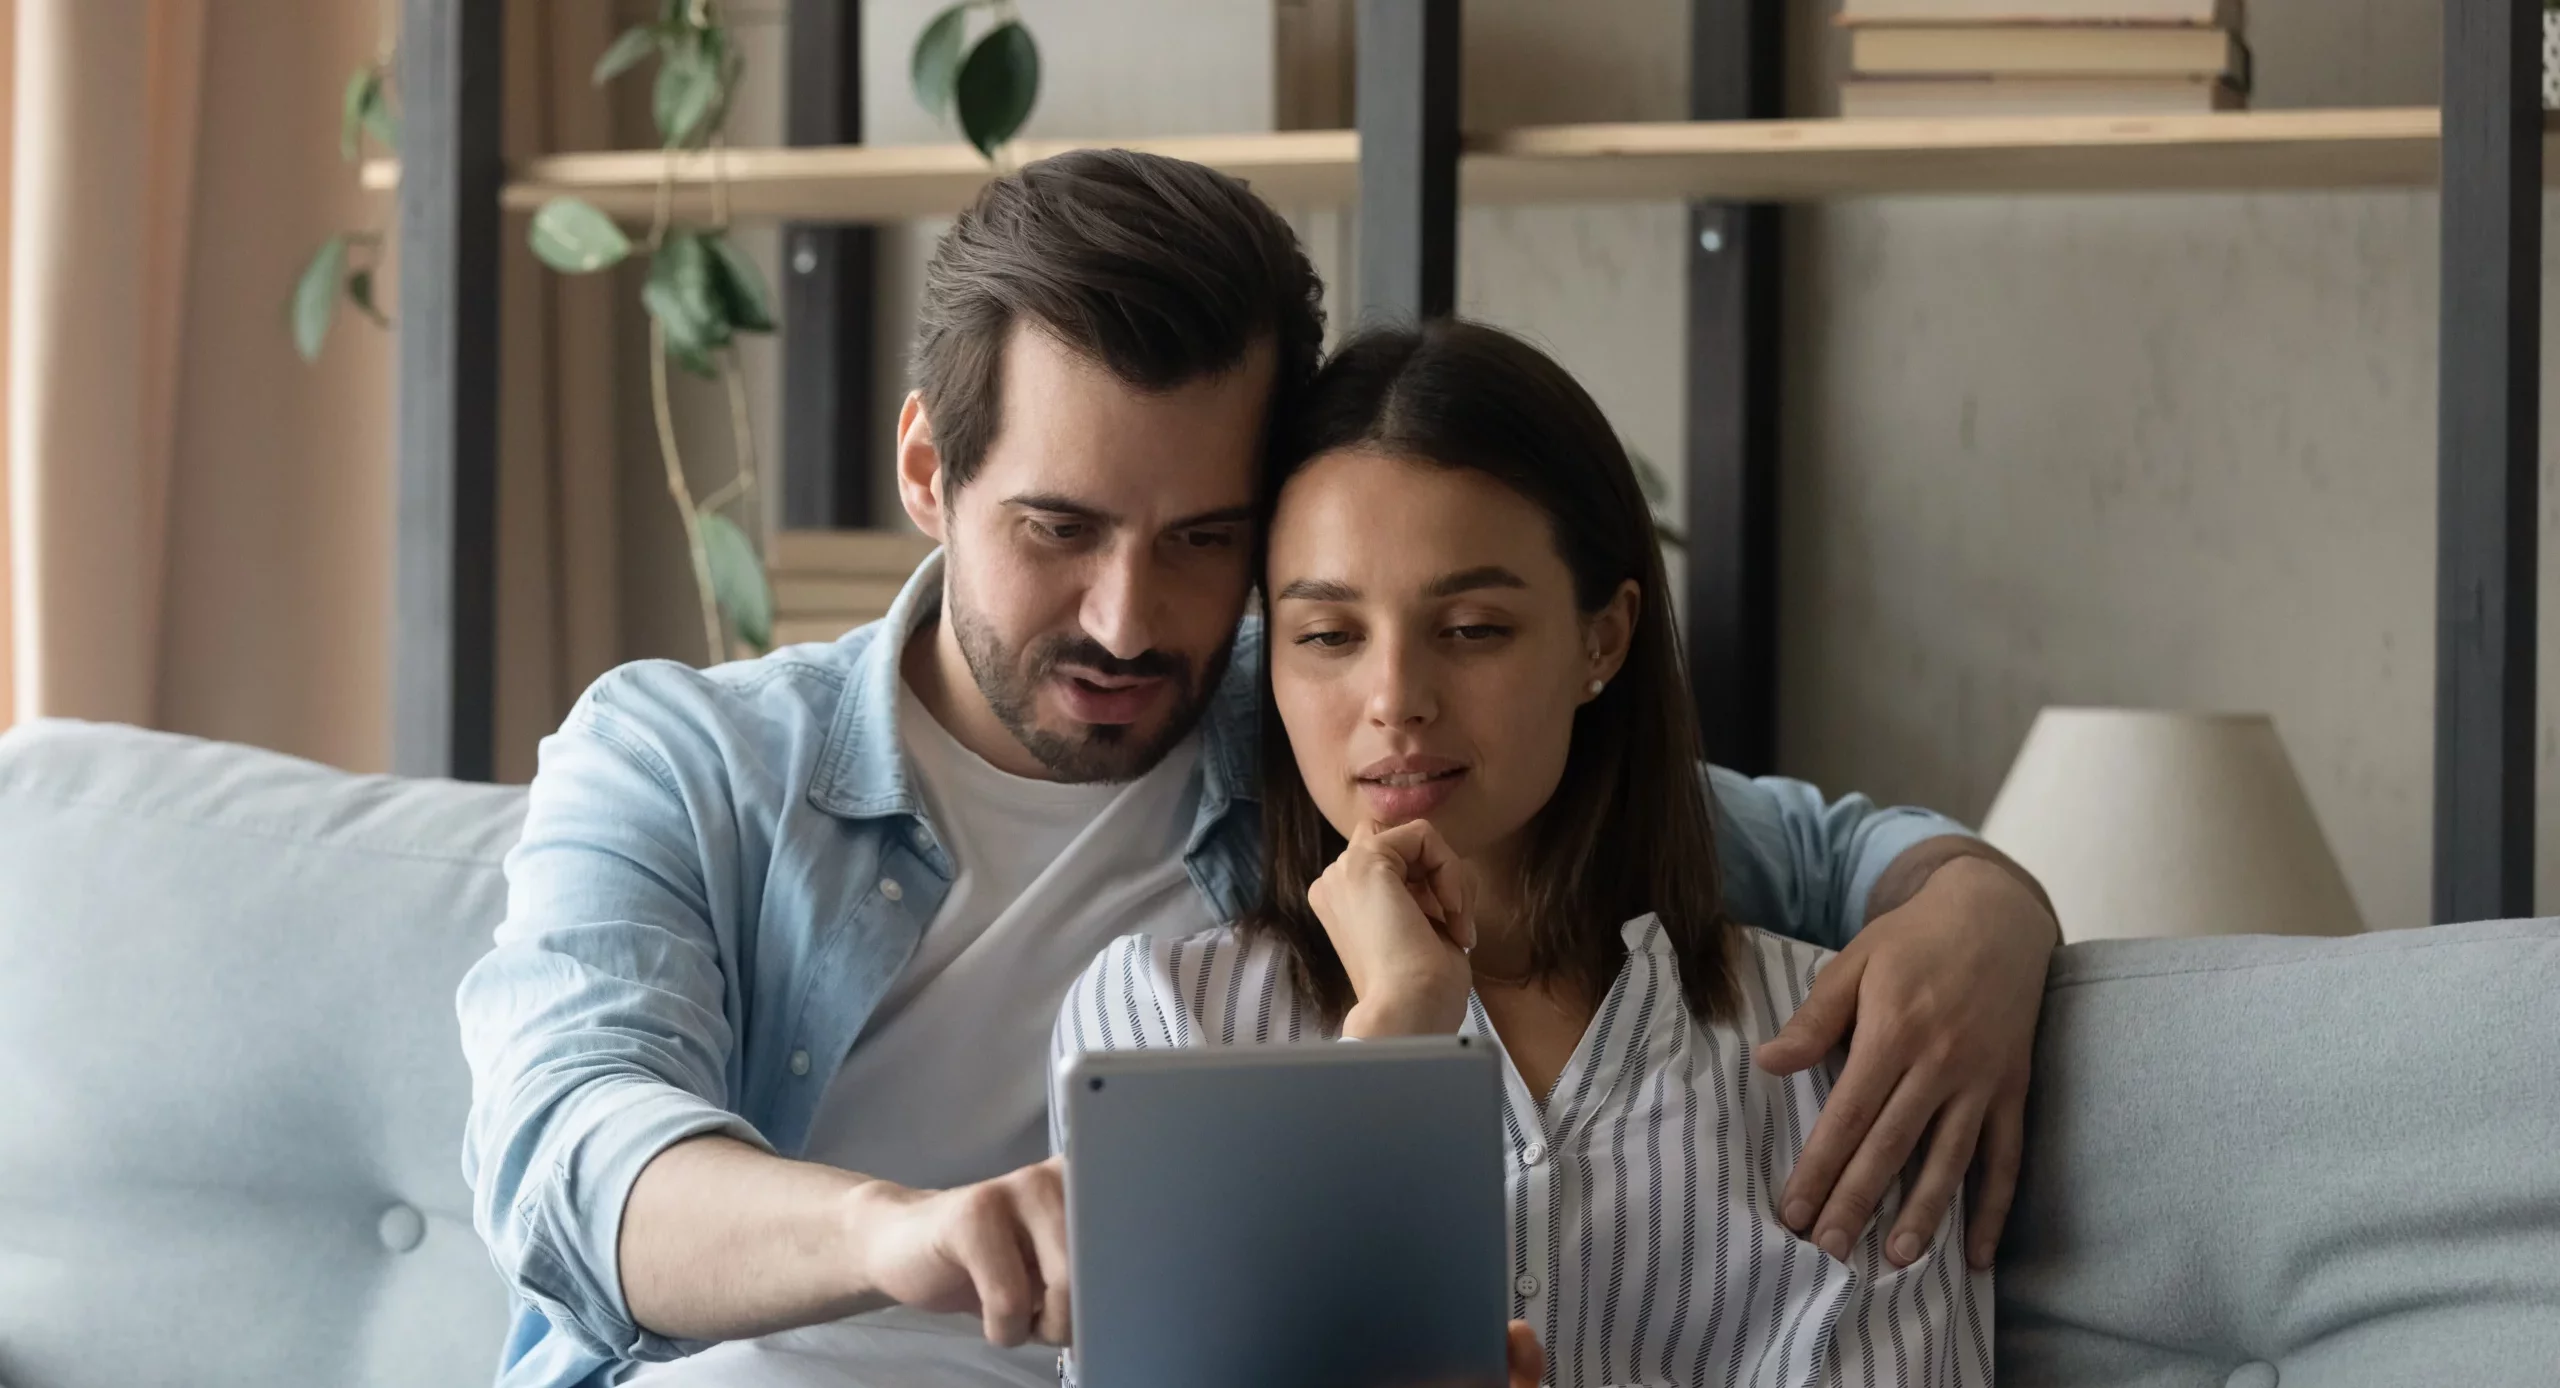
1051 916 1992 1388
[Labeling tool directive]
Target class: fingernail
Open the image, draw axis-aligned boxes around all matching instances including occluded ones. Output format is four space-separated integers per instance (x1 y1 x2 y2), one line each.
1817 1229 1849 1262
1783 1200 1812 1230
1891 1232 1921 1266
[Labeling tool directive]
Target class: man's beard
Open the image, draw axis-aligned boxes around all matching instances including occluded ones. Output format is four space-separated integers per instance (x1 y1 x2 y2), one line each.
945 572 1232 785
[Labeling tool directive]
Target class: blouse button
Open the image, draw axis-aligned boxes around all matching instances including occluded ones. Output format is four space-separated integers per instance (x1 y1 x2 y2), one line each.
1514 1273 1542 1299
1521 1140 1547 1165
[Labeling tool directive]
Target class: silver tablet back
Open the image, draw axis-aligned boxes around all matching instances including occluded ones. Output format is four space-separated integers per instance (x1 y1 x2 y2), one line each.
1064 1037 1510 1388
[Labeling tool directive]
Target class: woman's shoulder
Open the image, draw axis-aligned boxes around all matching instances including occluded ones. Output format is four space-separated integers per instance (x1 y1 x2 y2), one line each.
1055 923 1321 1053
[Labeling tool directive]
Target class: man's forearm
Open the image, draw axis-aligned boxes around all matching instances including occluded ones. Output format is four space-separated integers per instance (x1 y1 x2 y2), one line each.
617 1134 896 1342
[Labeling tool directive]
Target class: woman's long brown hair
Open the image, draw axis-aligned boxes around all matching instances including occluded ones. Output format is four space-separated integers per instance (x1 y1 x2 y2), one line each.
1248 318 1738 1025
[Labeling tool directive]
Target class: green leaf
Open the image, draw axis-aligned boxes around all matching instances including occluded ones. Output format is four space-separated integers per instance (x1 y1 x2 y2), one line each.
528 197 634 273
594 24 662 85
911 3 972 120
698 511 774 653
955 21 1040 158
362 79 399 153
705 233 775 334
340 69 379 162
346 267 388 327
645 232 727 375
293 236 348 362
652 34 725 147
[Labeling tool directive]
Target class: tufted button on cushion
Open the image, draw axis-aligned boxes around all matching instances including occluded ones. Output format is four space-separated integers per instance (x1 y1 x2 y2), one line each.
377 1203 427 1254
2225 1363 2278 1388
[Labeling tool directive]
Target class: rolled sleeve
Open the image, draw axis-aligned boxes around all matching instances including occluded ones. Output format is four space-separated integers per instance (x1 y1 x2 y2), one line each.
456 696 766 1364
1704 765 1975 951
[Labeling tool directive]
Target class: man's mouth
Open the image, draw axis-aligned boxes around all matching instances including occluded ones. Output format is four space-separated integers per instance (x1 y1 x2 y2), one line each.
1051 667 1169 726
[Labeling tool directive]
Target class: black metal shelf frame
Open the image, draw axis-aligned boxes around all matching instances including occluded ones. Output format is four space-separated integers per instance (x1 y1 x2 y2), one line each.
395 0 2538 922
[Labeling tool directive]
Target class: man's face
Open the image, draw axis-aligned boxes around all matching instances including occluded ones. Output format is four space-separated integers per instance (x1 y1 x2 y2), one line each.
909 324 1272 782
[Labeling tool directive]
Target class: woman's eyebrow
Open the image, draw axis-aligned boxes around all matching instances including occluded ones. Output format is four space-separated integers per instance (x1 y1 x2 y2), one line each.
1424 565 1528 597
1274 577 1358 602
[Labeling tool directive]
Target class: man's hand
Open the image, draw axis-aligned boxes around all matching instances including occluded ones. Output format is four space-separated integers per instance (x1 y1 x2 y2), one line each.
1755 850 2057 1271
849 1156 1072 1347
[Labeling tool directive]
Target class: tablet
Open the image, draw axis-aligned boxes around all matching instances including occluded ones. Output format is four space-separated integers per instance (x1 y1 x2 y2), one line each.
1063 1037 1510 1388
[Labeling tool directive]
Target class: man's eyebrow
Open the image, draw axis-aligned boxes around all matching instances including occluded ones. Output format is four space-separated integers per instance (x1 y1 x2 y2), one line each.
1164 504 1258 531
1274 577 1359 602
1424 565 1529 597
1004 493 1119 523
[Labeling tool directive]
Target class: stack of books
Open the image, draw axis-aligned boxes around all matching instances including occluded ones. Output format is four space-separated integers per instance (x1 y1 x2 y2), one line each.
1838 0 2248 119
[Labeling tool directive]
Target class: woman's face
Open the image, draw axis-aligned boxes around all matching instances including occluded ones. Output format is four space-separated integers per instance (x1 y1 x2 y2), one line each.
1265 446 1633 862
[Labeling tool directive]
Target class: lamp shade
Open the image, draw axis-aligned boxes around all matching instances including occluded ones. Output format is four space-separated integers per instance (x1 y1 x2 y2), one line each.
1979 708 2364 944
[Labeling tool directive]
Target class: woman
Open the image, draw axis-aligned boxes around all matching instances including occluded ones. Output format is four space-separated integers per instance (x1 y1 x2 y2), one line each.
1053 319 1991 1388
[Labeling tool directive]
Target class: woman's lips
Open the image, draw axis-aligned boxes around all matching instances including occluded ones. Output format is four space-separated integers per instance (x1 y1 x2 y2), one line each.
1355 761 1469 823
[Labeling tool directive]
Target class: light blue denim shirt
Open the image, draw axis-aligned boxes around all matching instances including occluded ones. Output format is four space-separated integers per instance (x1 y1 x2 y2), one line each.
456 552 1972 1388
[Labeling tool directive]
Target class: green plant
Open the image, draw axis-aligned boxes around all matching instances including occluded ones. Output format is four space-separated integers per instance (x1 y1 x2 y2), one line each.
911 1 1042 158
291 54 397 361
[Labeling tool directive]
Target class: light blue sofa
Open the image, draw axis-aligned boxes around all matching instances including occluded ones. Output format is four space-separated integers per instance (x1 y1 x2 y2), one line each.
1 720 2554 1386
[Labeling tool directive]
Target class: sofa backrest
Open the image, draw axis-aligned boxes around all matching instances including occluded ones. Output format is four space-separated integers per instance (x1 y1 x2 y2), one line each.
0 721 523 1388
2002 916 2560 1386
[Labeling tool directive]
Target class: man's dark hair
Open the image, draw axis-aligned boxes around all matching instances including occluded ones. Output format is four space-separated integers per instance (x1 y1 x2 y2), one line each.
913 148 1327 487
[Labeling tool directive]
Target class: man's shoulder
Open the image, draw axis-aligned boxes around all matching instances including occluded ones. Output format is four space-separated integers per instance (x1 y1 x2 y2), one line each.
559 622 893 792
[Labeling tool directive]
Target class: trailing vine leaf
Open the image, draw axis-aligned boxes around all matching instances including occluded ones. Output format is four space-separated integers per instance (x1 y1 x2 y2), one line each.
293 235 349 361
956 21 1040 158
705 233 775 334
340 69 381 162
698 510 774 653
594 23 663 86
363 81 398 152
347 267 389 327
529 197 634 274
911 3 972 120
645 233 726 375
653 27 730 148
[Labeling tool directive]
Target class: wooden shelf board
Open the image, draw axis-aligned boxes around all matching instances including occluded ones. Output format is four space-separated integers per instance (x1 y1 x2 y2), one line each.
357 109 2560 220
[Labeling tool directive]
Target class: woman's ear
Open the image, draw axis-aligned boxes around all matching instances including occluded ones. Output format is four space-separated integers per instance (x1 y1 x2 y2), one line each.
895 391 948 541
1581 579 1641 701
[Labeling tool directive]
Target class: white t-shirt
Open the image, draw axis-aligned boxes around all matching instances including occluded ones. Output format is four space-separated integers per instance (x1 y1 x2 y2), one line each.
625 681 1216 1388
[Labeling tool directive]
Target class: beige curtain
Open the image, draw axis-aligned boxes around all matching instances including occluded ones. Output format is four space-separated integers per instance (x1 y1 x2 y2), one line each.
6 0 204 729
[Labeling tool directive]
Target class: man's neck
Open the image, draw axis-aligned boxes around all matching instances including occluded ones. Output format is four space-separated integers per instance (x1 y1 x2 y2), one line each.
898 611 1057 782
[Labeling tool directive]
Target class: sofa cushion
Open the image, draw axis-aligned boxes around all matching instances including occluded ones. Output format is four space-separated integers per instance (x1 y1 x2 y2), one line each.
2001 916 2560 1386
0 720 524 1388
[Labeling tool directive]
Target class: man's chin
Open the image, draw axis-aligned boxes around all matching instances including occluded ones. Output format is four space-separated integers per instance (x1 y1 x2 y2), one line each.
1013 708 1182 784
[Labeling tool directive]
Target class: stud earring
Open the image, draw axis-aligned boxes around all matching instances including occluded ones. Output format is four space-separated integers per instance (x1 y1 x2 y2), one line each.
1587 678 1606 696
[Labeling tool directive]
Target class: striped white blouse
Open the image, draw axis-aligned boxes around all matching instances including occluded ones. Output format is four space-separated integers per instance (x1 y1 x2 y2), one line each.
1051 915 1993 1388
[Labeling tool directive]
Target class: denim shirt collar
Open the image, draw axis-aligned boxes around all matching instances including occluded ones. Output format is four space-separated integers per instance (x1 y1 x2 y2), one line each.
806 549 1260 855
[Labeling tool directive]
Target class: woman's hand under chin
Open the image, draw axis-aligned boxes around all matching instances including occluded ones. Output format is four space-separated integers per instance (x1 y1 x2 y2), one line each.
1306 819 1477 1038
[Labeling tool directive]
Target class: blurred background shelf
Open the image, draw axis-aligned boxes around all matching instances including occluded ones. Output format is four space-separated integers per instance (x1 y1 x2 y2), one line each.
359 109 2560 220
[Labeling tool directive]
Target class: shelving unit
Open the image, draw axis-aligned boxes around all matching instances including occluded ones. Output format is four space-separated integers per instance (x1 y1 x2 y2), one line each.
392 0 2542 923
359 108 2560 222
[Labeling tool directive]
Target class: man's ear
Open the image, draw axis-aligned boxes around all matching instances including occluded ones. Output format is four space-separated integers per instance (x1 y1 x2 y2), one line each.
1583 579 1641 701
896 391 948 542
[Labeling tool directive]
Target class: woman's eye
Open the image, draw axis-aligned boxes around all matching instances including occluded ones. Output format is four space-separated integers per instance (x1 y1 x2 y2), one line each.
1294 630 1354 650
1447 624 1511 642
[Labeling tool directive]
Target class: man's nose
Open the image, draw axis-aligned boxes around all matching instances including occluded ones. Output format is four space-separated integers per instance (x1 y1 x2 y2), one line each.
1078 543 1159 661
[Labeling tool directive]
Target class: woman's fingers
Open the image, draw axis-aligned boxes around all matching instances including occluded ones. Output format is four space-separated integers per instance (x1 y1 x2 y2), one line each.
1367 818 1475 950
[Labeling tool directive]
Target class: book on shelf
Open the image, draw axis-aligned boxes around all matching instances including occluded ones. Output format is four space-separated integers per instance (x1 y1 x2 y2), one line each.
1848 25 2247 82
1837 0 2240 24
1839 75 2244 117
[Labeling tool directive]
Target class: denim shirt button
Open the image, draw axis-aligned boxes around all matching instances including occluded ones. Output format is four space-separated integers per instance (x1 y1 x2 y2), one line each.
879 877 904 903
789 1049 812 1077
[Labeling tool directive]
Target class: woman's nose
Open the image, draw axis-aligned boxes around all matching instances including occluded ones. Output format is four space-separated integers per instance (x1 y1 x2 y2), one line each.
1363 638 1436 728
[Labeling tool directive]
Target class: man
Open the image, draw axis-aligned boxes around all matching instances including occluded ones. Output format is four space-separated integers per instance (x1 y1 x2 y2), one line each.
457 149 2058 1388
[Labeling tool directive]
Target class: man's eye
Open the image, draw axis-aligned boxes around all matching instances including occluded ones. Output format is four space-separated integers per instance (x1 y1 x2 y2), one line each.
1030 519 1087 543
1178 527 1240 549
